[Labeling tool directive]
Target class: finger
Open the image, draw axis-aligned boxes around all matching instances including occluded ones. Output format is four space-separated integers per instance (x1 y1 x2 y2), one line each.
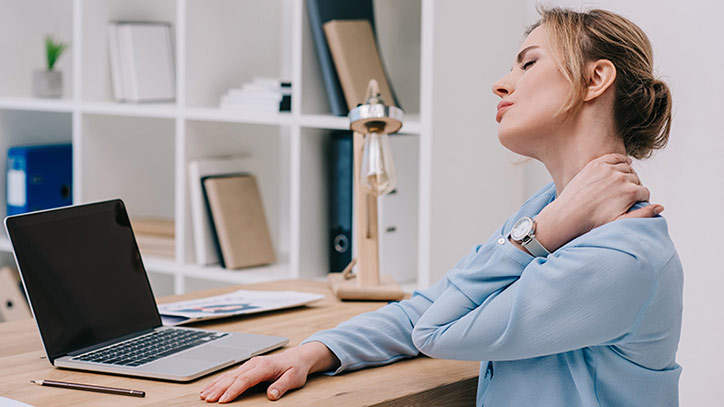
599 153 630 165
217 361 282 403
633 185 650 203
202 371 245 403
202 371 233 396
611 163 634 174
623 204 663 219
267 368 308 401
217 373 268 404
201 368 244 399
623 172 641 185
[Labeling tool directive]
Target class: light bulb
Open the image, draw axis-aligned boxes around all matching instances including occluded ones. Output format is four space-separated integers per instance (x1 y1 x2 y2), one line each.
360 131 396 196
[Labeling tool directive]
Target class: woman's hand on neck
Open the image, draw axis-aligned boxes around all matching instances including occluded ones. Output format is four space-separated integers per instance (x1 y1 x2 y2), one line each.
539 90 626 196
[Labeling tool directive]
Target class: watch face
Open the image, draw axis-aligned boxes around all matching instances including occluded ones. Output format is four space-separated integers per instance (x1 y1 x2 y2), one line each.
510 217 533 241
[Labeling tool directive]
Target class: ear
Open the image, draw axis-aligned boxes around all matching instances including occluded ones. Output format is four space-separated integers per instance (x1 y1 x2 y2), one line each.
583 59 616 102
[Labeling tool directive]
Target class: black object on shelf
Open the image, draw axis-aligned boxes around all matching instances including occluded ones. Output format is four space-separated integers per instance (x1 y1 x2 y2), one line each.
327 131 353 272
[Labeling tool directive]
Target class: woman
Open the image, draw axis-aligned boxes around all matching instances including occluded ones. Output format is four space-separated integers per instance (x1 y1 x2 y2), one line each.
201 7 682 406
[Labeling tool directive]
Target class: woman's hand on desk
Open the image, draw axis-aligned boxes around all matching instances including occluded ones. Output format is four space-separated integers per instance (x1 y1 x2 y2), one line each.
200 341 339 403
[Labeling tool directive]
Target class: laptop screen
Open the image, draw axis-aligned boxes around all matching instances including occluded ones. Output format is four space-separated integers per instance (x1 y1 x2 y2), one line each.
5 200 161 362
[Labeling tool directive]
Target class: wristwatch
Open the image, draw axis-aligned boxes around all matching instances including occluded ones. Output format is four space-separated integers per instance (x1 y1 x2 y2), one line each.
509 216 551 257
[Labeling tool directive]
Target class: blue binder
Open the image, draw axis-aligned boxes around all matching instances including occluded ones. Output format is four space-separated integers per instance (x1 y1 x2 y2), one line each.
6 144 72 216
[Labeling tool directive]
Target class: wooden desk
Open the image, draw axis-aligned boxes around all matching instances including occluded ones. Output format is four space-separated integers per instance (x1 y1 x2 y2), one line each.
0 280 479 406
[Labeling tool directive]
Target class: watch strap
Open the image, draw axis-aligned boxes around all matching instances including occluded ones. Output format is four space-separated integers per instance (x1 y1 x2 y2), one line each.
522 235 550 257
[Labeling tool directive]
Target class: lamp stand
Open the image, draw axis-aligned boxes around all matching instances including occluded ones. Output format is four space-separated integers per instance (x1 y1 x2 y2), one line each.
328 131 405 301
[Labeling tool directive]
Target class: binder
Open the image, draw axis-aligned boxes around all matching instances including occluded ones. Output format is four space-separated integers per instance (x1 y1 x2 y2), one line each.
323 19 396 110
201 174 275 269
305 0 375 116
6 144 72 216
328 131 353 273
0 267 31 322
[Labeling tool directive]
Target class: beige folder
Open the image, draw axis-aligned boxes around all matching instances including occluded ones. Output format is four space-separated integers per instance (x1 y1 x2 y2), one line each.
323 19 396 109
0 266 31 322
203 175 275 269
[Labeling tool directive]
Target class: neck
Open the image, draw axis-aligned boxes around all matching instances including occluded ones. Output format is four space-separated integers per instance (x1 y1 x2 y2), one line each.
539 107 626 196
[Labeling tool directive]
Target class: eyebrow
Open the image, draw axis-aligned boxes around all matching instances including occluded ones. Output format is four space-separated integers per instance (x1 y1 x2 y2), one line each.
516 45 540 64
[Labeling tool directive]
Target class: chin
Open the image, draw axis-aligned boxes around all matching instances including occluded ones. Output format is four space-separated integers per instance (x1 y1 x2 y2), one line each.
497 127 528 156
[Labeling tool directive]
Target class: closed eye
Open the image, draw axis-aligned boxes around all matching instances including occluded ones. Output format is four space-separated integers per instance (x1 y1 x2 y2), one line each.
521 60 536 70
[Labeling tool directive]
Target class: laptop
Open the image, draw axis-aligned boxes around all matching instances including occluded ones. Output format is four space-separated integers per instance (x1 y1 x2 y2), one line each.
4 199 288 382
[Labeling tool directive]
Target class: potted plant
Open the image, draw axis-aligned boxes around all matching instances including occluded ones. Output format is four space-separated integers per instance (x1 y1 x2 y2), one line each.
33 35 68 98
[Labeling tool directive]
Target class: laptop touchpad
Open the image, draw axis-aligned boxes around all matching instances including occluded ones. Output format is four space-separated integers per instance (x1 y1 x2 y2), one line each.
180 345 251 363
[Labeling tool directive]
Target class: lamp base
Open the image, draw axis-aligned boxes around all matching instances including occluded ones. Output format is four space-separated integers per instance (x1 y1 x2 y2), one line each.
328 273 405 301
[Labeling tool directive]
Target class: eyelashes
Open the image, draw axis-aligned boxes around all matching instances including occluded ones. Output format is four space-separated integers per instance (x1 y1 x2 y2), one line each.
521 60 537 70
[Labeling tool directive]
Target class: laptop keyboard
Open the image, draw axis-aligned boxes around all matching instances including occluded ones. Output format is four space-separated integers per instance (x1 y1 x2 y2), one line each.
72 328 228 367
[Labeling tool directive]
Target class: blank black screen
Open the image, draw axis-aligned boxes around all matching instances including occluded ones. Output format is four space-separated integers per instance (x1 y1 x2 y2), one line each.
6 200 161 362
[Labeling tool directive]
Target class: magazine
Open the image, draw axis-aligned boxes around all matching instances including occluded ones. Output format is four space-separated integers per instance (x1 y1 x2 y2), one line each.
158 289 324 326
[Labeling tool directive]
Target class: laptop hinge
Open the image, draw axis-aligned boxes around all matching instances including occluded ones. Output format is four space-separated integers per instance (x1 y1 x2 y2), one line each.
66 327 158 357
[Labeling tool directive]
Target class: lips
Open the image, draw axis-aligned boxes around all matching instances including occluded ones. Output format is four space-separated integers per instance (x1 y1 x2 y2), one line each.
496 101 513 122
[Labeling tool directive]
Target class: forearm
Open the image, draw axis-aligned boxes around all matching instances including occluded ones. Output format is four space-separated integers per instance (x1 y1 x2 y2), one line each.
533 204 580 253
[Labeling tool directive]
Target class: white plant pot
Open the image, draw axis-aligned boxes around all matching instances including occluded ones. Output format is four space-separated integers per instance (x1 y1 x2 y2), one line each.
32 70 63 98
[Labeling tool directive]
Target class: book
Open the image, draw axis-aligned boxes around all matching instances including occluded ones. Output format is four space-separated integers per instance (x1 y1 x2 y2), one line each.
109 21 175 103
219 77 291 113
158 289 324 326
323 19 396 110
188 156 256 266
131 217 174 237
201 174 275 269
135 234 175 259
305 0 375 116
107 24 124 101
131 218 175 259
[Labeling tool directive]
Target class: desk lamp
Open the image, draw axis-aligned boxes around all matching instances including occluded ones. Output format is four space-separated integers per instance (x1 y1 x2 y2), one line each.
329 79 406 301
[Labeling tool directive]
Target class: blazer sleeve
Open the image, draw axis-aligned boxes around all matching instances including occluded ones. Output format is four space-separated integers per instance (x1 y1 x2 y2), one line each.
411 230 658 362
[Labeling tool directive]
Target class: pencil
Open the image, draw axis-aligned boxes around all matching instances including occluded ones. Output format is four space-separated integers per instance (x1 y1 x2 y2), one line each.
30 379 145 397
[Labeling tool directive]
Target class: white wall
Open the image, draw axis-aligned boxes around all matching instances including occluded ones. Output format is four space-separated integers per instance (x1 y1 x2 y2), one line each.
425 1 527 286
521 1 724 405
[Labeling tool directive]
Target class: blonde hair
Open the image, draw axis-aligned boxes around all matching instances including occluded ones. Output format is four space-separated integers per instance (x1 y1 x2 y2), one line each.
528 6 672 159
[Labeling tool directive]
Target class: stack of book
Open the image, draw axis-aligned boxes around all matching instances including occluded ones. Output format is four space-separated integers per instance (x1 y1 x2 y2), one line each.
131 218 175 259
219 77 291 113
108 21 176 103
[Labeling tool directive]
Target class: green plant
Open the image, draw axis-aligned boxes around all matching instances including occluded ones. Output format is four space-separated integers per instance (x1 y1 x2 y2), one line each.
44 35 68 71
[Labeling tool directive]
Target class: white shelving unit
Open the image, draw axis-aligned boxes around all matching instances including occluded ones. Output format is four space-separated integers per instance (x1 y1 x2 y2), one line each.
1 0 529 297
0 0 430 296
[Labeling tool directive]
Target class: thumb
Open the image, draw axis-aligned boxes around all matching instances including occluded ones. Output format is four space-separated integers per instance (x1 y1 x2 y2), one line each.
267 368 307 401
623 204 664 219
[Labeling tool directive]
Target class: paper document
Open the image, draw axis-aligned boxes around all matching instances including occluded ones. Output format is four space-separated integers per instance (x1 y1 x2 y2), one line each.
158 290 324 326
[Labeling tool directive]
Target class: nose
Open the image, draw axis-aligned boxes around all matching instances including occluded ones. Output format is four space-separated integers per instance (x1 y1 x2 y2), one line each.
492 73 513 98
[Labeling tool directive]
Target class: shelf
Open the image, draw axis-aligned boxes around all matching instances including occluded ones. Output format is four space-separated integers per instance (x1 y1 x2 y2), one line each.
0 97 74 113
80 102 178 118
143 255 291 285
184 107 293 126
